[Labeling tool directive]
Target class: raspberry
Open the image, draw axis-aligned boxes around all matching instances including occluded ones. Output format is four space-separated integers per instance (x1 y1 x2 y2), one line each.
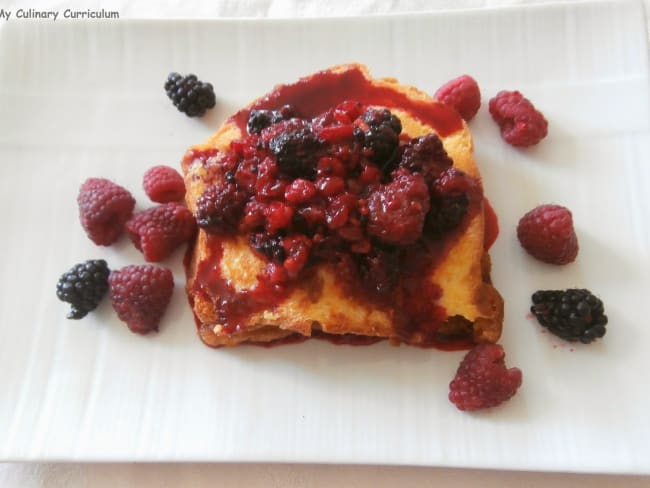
316 176 346 197
531 289 607 344
143 165 185 203
164 72 216 117
264 201 295 232
366 171 430 246
77 178 136 246
326 192 356 230
282 234 311 277
449 343 522 411
108 265 174 334
489 90 548 147
434 74 481 122
284 178 317 204
56 259 110 319
126 203 196 262
517 204 578 265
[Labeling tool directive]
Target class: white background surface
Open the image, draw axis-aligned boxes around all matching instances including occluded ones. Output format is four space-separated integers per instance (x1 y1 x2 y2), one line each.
1 0 650 486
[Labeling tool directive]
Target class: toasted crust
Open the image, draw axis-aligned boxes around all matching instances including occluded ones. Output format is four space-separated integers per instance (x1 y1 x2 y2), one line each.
183 63 503 348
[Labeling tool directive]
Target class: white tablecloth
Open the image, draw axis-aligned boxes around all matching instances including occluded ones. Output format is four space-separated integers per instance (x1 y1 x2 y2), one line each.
1 0 649 486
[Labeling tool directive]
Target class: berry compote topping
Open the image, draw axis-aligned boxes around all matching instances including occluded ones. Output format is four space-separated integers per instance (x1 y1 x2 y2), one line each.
353 107 402 165
366 169 430 246
185 92 484 347
232 67 463 137
247 105 295 135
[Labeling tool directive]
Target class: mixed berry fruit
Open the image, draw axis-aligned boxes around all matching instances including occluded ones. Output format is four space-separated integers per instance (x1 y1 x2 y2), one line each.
61 164 194 333
432 73 605 409
187 101 479 296
59 69 603 414
56 258 175 335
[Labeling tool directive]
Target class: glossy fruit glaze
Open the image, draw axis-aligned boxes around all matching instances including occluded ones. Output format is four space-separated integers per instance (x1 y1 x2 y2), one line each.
185 66 495 348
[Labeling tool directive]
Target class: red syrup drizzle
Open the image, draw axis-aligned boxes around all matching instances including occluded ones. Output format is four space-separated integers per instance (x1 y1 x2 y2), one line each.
248 331 384 349
231 67 463 137
189 204 482 350
193 237 291 335
185 66 495 350
483 198 499 250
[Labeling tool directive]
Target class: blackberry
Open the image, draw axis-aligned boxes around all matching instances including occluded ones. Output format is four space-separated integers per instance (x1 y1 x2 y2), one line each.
397 134 453 183
268 127 322 179
56 259 110 319
250 233 286 263
164 72 216 117
247 105 296 134
425 194 469 236
354 108 402 166
424 168 474 236
531 289 608 344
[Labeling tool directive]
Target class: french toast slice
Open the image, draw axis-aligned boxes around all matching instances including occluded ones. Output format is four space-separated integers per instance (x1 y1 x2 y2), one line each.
182 63 503 348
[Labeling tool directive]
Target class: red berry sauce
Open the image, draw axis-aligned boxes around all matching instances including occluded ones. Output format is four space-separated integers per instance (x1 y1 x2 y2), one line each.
185 67 489 349
483 198 499 250
231 67 464 138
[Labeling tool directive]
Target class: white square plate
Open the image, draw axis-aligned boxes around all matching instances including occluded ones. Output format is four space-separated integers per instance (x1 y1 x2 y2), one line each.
1 0 649 473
